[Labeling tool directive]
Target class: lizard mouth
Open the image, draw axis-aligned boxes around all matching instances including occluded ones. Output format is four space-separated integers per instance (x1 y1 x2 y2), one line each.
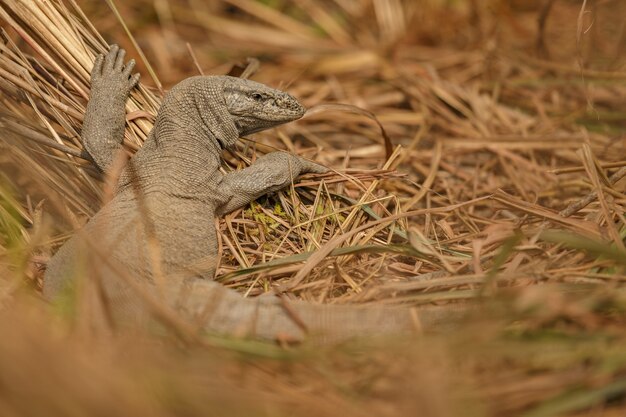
234 114 299 137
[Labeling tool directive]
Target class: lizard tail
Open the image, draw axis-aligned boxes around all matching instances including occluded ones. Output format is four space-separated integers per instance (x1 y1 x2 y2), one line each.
172 279 469 343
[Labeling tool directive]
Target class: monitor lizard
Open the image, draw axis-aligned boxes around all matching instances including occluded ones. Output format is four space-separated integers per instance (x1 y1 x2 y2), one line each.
43 45 466 342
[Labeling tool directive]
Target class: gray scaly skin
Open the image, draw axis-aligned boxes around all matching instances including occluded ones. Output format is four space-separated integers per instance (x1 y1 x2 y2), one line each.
44 46 464 342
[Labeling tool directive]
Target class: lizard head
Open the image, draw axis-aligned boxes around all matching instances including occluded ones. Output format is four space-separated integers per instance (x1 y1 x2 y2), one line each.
222 76 306 136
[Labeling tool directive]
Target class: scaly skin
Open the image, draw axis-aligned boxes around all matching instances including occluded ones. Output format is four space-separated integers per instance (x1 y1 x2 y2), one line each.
43 46 466 342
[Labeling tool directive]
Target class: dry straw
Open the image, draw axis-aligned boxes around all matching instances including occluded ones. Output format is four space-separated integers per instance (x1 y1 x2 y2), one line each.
1 1 626 416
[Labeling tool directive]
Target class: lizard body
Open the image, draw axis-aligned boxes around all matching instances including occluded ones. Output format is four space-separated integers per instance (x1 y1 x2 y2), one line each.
44 46 464 342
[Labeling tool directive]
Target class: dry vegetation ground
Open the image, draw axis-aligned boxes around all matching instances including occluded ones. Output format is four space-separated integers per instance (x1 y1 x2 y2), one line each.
0 0 625 416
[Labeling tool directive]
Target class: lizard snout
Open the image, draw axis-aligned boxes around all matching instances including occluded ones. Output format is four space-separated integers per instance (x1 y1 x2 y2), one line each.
280 94 306 118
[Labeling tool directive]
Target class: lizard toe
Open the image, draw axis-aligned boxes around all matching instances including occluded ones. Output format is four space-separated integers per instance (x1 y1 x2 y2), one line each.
103 44 119 73
300 159 329 174
114 48 126 71
90 53 104 80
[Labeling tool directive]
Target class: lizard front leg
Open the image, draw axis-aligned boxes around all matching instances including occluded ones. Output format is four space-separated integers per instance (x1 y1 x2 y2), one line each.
82 45 140 172
216 152 327 216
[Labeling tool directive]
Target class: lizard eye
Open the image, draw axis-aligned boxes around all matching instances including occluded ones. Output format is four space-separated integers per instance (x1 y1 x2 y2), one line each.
251 93 263 101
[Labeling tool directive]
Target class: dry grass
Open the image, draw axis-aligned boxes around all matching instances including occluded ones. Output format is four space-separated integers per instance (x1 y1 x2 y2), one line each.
1 0 626 416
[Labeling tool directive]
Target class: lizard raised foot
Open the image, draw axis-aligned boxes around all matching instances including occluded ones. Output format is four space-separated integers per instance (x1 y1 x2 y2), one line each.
82 44 139 172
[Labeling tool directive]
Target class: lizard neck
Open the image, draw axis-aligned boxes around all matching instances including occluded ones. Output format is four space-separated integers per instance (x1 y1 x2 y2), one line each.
122 77 239 195
153 76 240 152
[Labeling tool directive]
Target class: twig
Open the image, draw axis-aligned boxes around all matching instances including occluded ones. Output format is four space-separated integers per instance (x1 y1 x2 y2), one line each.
1 117 85 158
560 166 626 218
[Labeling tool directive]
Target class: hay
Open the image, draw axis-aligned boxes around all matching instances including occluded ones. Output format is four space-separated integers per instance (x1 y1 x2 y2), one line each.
1 0 626 416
